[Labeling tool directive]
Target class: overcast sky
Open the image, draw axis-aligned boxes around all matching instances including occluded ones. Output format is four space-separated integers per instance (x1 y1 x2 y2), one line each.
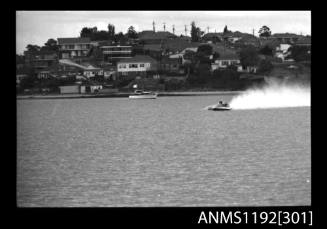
16 11 311 54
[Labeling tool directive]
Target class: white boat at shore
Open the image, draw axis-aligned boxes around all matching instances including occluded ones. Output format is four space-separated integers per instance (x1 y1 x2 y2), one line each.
129 90 158 99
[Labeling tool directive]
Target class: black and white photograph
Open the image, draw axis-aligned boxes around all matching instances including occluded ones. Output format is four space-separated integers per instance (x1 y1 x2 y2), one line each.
16 11 311 208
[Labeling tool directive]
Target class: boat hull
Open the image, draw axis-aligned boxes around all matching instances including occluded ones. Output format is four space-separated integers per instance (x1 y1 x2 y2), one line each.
208 107 231 111
129 95 157 99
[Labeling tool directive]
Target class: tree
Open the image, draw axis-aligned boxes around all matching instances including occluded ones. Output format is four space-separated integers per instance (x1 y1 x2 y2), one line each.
42 38 58 51
107 24 115 38
114 32 126 43
93 30 110 41
257 59 273 74
223 25 229 34
213 52 220 59
288 45 311 62
16 54 25 65
127 26 138 39
80 27 94 38
259 45 273 56
240 45 260 67
196 44 213 64
26 44 41 52
197 44 213 56
258 26 271 38
191 21 202 42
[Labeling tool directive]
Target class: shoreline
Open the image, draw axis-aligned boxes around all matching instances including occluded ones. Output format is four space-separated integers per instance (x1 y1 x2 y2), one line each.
17 91 244 100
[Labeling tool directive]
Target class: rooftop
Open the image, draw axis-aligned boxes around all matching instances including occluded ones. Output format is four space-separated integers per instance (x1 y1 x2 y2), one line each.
138 31 177 40
57 37 91 45
117 55 157 63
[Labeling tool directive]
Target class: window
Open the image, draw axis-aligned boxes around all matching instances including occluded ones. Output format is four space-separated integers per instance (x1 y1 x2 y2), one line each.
119 64 126 69
139 64 145 68
222 61 229 66
69 45 74 49
62 53 69 59
129 64 138 68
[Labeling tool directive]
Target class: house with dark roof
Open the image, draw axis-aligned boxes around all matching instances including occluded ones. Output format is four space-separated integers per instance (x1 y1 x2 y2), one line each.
159 57 185 75
57 37 92 60
116 55 158 78
270 33 301 44
202 33 223 43
295 37 311 47
138 31 177 44
24 50 58 73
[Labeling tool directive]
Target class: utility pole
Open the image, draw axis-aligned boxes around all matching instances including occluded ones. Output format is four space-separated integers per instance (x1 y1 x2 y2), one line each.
207 26 210 33
163 22 166 32
153 21 155 32
172 25 175 35
252 28 255 37
184 25 188 36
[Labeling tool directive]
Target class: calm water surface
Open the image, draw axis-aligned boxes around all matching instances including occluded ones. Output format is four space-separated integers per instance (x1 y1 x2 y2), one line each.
17 96 311 206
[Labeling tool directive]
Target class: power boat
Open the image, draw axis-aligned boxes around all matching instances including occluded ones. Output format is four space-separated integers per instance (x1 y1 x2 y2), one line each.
208 101 231 111
129 90 158 99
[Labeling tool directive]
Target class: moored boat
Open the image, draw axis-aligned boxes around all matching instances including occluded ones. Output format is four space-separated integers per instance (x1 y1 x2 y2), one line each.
129 90 158 99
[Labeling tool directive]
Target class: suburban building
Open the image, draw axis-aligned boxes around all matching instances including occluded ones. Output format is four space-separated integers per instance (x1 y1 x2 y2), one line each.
16 74 28 85
83 67 103 78
274 43 292 62
211 52 242 71
294 37 311 47
116 55 158 78
202 33 223 44
24 50 58 72
100 45 132 62
36 59 86 79
138 31 177 44
160 57 185 74
270 33 301 44
57 37 92 60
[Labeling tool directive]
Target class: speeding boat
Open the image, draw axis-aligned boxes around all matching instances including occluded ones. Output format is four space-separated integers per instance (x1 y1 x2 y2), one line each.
129 90 158 99
208 102 231 111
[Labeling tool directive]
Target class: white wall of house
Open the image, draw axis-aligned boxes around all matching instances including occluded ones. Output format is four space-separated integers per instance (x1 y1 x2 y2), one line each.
117 62 151 72
214 59 240 67
276 44 291 52
90 85 103 93
59 85 80 94
83 70 103 78
37 71 51 79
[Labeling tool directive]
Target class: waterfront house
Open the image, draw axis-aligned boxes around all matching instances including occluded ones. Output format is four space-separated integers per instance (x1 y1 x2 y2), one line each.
24 50 58 74
57 37 92 61
103 66 117 80
59 85 81 94
16 74 28 85
83 66 103 78
116 55 158 79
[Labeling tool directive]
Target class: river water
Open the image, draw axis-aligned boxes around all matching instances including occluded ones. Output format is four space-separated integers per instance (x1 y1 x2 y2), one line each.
17 96 311 206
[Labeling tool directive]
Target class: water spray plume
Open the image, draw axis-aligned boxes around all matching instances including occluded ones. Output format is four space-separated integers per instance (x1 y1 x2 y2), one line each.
229 79 311 110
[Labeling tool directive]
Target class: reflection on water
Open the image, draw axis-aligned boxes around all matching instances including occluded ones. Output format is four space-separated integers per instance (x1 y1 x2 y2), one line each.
17 96 311 206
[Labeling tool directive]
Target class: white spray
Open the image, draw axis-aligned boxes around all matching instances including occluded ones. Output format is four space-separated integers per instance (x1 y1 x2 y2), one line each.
229 78 311 110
